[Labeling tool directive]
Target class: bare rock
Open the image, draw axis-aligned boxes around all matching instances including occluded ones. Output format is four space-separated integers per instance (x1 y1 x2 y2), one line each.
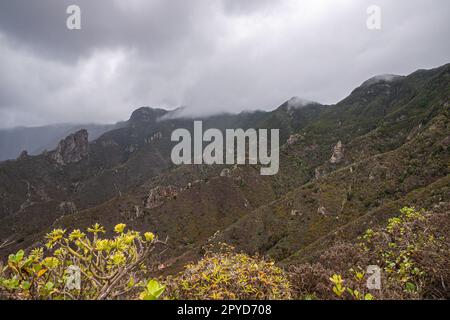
220 168 231 177
59 201 77 215
287 134 300 145
132 205 143 220
101 139 118 147
145 186 179 209
318 205 334 216
330 141 344 164
317 205 327 215
52 130 88 165
17 150 29 160
314 168 322 180
290 209 303 217
126 144 138 153
145 132 162 144
439 136 450 150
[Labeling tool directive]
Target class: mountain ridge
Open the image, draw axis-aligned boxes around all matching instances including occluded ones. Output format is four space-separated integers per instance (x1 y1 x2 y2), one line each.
0 63 448 279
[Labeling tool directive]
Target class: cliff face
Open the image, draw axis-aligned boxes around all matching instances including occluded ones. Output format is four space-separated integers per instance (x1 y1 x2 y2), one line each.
51 129 89 165
330 141 344 164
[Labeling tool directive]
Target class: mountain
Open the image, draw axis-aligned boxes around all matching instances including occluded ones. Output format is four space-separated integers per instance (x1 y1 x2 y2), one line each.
0 122 124 161
0 63 448 280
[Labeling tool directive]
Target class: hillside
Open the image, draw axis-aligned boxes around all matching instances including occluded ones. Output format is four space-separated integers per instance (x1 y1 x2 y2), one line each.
0 63 448 283
0 122 124 161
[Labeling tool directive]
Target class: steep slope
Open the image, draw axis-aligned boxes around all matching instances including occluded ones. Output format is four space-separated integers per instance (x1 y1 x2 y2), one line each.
0 100 324 257
0 122 123 161
0 63 448 276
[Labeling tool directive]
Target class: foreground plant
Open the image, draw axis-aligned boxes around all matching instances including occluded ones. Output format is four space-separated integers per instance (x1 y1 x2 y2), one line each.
0 223 165 300
290 206 449 300
165 243 292 300
359 206 447 298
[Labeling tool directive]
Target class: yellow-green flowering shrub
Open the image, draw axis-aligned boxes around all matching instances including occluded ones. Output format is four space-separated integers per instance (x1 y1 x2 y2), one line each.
329 273 374 300
0 223 165 300
359 206 448 298
326 207 448 300
165 244 292 300
290 206 449 300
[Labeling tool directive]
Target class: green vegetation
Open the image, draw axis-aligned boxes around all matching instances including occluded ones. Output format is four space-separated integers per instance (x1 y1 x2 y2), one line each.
0 206 448 300
289 207 449 300
0 64 449 300
164 243 292 300
0 224 165 300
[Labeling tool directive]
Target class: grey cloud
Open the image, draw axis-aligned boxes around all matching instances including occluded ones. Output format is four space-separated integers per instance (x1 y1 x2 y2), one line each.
0 0 449 127
0 0 219 61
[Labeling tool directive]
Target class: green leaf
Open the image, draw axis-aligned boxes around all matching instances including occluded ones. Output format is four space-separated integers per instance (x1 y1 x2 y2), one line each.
21 281 31 290
141 279 165 300
45 281 54 291
364 293 374 300
3 278 20 290
8 250 25 264
16 250 25 262
405 282 416 293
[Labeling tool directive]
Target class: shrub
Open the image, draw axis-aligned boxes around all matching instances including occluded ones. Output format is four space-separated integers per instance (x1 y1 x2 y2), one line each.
0 223 166 300
290 206 449 300
360 206 449 299
289 263 334 300
165 244 292 300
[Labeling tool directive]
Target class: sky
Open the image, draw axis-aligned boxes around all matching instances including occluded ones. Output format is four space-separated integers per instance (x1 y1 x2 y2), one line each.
0 0 449 128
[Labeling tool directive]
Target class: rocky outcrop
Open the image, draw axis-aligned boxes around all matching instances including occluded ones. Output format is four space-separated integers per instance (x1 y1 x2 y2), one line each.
145 186 179 209
17 150 29 160
290 209 303 217
220 168 231 177
330 141 344 164
52 130 88 165
440 136 450 150
59 201 77 215
314 168 322 180
145 132 162 144
317 205 333 216
128 107 168 126
287 134 300 145
126 144 138 153
101 139 118 147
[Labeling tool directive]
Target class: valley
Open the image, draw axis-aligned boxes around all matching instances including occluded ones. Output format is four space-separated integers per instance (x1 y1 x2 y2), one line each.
0 63 448 283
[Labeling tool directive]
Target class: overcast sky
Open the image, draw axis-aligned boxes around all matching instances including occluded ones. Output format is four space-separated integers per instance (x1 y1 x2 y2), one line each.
0 0 449 128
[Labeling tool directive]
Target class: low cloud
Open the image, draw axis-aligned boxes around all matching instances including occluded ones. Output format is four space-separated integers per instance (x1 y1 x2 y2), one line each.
0 0 448 127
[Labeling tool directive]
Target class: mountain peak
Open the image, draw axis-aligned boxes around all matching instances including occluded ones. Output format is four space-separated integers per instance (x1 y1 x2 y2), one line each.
277 97 318 112
51 129 89 165
360 74 404 88
128 107 168 123
287 96 316 108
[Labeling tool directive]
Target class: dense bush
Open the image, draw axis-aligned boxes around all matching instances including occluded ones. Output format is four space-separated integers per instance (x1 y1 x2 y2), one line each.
289 243 374 300
289 206 449 300
164 244 292 300
1 206 447 300
0 224 166 300
361 206 449 299
289 263 334 300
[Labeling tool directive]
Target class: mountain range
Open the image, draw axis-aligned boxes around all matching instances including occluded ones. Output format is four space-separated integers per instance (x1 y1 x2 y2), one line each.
0 63 448 277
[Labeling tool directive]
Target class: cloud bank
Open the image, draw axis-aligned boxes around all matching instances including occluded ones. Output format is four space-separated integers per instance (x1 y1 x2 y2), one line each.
0 0 449 127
